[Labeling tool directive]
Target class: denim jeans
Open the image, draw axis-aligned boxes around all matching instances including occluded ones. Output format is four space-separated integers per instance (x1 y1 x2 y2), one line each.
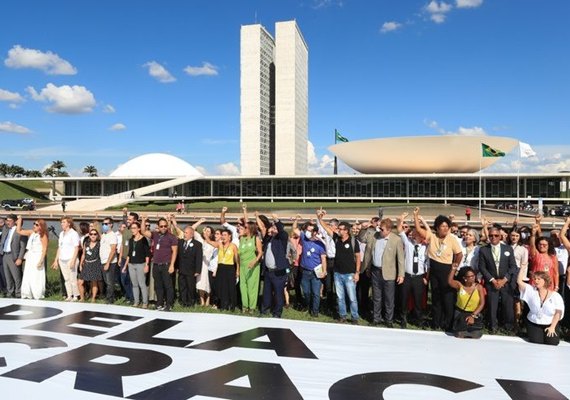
301 268 322 315
334 272 359 320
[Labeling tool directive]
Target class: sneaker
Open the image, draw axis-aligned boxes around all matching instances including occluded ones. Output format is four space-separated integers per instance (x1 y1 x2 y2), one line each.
156 305 165 311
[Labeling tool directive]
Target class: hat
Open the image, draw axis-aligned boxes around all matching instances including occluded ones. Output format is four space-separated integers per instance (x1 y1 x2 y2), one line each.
6 214 17 221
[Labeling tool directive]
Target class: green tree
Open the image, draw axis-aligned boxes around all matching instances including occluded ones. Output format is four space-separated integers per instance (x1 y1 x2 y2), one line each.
83 165 98 177
0 163 8 176
26 169 43 177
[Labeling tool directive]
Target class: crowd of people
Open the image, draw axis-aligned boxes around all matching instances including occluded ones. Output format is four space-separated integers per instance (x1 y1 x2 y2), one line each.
0 205 568 345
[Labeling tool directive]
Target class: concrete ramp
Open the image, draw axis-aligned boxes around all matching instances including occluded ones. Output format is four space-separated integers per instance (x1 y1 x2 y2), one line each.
40 176 199 212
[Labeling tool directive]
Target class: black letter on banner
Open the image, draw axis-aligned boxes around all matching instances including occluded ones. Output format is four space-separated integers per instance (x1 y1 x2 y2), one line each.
0 304 62 320
25 311 141 337
329 372 483 399
189 327 317 359
129 360 303 400
497 379 568 400
0 334 68 367
108 319 193 347
2 343 171 397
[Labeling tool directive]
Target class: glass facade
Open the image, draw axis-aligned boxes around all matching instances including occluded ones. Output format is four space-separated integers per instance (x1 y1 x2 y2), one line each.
60 175 567 202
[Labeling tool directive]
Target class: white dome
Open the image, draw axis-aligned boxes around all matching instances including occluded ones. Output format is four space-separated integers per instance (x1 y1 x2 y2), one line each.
110 153 203 178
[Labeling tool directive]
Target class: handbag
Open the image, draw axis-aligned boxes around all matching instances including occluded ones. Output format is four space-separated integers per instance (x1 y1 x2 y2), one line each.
453 285 483 332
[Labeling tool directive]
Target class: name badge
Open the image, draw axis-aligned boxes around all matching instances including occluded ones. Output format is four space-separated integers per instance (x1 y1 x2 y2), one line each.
413 256 418 263
344 243 350 249
132 251 136 257
189 243 194 247
156 244 160 250
86 250 92 256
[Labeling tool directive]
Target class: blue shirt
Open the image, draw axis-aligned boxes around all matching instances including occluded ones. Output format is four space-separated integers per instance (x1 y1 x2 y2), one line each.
300 234 326 270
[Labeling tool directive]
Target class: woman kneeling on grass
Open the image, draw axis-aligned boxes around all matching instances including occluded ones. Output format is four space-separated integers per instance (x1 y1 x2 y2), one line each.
448 266 485 339
517 269 564 345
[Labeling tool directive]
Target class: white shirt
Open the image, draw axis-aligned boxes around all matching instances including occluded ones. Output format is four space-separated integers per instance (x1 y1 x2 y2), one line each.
555 245 569 275
372 237 388 267
99 231 118 263
460 244 480 271
3 226 15 253
520 283 565 325
58 229 80 260
399 232 428 275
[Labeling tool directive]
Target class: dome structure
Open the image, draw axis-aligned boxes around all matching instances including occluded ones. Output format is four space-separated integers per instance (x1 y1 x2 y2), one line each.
329 135 519 174
110 153 203 178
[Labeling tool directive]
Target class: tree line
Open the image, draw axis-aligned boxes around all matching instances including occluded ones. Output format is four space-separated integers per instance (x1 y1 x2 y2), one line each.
0 161 98 178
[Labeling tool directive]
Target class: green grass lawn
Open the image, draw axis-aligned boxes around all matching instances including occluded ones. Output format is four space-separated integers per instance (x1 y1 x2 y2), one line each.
108 200 416 213
0 180 50 201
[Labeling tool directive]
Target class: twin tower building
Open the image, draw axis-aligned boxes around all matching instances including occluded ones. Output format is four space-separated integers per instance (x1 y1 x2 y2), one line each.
240 21 308 176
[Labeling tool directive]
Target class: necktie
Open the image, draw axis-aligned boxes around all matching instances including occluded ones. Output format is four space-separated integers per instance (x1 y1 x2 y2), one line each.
185 241 190 250
413 244 419 274
492 246 500 275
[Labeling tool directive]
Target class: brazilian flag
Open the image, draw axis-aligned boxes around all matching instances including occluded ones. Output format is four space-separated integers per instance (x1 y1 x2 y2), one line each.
482 143 505 157
335 130 349 143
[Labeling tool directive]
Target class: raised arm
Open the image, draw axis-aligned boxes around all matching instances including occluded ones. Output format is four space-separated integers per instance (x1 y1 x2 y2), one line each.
448 264 461 290
560 217 570 251
220 206 228 225
480 216 490 243
397 212 409 234
529 224 539 258
15 216 33 237
534 214 543 236
242 203 249 223
292 215 301 236
316 209 334 238
140 216 152 239
192 217 206 232
413 207 428 240
255 211 267 237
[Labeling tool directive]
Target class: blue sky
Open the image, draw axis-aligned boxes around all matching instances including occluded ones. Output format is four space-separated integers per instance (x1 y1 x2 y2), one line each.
0 0 569 176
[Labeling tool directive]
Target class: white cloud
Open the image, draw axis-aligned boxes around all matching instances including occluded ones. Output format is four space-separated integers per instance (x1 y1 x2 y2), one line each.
0 121 32 134
4 45 77 75
143 61 176 83
27 83 96 114
195 165 208 175
103 104 115 113
380 21 403 33
215 162 240 176
425 1 453 23
0 88 25 103
425 120 487 136
184 62 219 77
109 123 126 131
456 0 483 8
312 0 343 9
308 140 336 174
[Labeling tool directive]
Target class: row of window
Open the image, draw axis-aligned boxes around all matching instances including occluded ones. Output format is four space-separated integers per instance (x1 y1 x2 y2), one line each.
64 178 564 198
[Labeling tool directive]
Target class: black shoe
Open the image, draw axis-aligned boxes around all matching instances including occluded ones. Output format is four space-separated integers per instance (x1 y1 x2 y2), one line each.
385 321 394 328
351 319 359 325
400 320 407 329
162 306 171 312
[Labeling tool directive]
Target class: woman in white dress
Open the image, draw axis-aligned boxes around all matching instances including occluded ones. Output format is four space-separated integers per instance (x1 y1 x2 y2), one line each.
195 224 214 306
16 216 49 299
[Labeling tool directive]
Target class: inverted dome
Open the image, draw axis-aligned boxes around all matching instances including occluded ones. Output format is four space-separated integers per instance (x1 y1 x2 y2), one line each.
110 153 203 178
329 135 519 174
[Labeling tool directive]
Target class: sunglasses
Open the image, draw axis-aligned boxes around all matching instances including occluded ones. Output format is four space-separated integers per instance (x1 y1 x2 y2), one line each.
102 222 110 226
89 232 98 236
488 234 501 238
158 225 168 228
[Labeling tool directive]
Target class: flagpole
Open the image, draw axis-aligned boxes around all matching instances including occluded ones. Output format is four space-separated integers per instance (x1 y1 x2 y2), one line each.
479 153 482 220
333 129 338 175
517 142 520 219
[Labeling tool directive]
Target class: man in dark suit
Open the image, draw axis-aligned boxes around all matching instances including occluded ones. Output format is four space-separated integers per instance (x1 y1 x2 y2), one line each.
257 212 289 318
358 218 405 327
0 214 28 298
478 226 518 333
176 225 202 307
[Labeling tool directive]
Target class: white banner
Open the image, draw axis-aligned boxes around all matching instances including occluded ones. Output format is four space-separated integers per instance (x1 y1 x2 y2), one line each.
0 299 568 399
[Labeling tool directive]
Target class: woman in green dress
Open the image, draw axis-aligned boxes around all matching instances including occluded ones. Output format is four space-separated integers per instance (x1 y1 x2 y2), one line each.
239 221 262 313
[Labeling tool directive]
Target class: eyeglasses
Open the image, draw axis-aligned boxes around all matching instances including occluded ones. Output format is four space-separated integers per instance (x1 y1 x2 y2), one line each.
89 233 98 237
158 224 168 228
488 234 501 238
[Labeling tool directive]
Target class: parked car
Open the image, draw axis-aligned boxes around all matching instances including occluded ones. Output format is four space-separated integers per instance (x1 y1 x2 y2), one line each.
550 205 570 217
494 201 516 210
1 198 36 211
